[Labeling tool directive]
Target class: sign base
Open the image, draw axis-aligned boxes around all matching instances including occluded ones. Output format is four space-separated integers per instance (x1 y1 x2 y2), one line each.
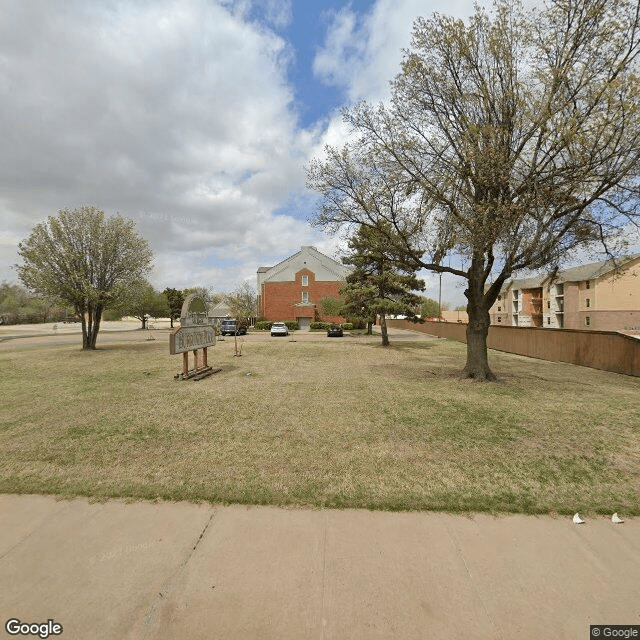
174 366 222 381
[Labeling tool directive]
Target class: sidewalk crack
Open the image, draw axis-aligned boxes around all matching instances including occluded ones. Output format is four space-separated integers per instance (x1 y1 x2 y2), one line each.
444 519 505 640
142 508 216 633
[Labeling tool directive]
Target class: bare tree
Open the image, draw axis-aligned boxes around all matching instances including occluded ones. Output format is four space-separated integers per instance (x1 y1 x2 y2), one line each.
224 282 257 322
308 0 640 379
223 282 257 356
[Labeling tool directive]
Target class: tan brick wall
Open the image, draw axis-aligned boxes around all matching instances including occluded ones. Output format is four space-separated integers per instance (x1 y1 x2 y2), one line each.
489 290 509 325
441 310 468 323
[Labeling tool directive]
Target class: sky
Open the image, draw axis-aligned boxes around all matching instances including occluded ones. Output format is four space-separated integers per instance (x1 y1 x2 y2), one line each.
3 0 617 309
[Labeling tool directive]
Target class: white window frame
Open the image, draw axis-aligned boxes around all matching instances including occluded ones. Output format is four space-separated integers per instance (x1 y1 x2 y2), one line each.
301 275 309 286
302 291 309 303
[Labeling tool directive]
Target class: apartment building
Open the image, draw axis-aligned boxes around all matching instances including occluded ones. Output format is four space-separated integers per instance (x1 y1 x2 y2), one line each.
490 255 640 331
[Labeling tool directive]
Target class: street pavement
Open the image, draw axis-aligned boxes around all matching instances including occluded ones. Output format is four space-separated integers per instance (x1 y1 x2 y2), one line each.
1 494 639 640
0 322 439 351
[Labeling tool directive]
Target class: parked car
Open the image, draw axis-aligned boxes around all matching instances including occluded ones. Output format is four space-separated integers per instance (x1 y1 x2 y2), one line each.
220 319 247 336
270 322 289 337
327 324 344 337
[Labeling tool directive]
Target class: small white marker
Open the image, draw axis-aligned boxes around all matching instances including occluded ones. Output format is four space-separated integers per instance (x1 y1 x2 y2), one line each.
573 513 585 524
611 513 624 524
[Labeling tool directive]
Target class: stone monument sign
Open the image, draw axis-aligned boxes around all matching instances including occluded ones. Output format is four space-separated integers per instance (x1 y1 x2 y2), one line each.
170 294 217 380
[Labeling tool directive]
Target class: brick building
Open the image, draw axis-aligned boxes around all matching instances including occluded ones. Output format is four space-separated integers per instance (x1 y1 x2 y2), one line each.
489 255 640 331
257 246 351 329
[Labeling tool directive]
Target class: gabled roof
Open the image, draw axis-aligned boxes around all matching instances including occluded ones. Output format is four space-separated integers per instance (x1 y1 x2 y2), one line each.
509 276 544 290
258 246 351 284
209 301 232 318
553 254 640 283
496 254 640 292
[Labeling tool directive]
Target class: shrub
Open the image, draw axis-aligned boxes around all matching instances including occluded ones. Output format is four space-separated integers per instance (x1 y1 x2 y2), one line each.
254 320 273 331
310 321 331 331
284 321 299 331
342 322 353 330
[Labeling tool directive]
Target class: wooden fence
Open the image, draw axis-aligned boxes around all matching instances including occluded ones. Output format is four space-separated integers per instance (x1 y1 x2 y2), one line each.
386 319 640 377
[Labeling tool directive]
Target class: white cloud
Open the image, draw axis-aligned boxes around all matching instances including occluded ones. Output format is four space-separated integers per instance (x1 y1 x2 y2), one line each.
313 7 361 90
262 0 293 30
314 0 474 104
0 0 318 291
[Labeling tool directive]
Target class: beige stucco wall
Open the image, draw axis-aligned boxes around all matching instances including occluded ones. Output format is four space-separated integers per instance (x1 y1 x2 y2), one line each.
593 259 640 311
441 310 468 323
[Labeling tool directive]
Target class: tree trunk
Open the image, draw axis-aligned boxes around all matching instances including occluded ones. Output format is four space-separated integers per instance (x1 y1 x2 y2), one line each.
380 313 390 346
170 316 174 328
89 306 103 349
80 308 90 350
462 314 496 380
81 304 102 350
462 264 496 380
366 321 373 335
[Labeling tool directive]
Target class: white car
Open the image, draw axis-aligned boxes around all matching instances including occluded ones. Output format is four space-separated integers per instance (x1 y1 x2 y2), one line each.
270 322 289 337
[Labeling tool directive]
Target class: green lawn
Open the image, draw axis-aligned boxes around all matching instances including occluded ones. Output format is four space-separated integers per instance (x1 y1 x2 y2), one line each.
1 332 639 515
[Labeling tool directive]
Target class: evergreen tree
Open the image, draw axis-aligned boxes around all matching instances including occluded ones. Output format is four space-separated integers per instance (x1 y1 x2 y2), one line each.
341 225 424 346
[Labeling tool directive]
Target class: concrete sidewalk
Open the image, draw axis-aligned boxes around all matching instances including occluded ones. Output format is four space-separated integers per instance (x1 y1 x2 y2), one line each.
1 495 638 640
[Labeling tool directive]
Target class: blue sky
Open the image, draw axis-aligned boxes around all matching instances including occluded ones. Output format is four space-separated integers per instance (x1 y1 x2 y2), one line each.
5 0 625 309
279 0 378 128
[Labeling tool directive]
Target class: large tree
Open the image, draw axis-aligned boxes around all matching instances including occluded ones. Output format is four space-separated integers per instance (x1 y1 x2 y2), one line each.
308 0 640 379
17 206 153 349
341 224 425 346
119 279 169 329
162 287 185 328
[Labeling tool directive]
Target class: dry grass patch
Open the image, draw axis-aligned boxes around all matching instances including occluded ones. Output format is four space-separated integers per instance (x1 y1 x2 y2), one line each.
1 333 639 515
